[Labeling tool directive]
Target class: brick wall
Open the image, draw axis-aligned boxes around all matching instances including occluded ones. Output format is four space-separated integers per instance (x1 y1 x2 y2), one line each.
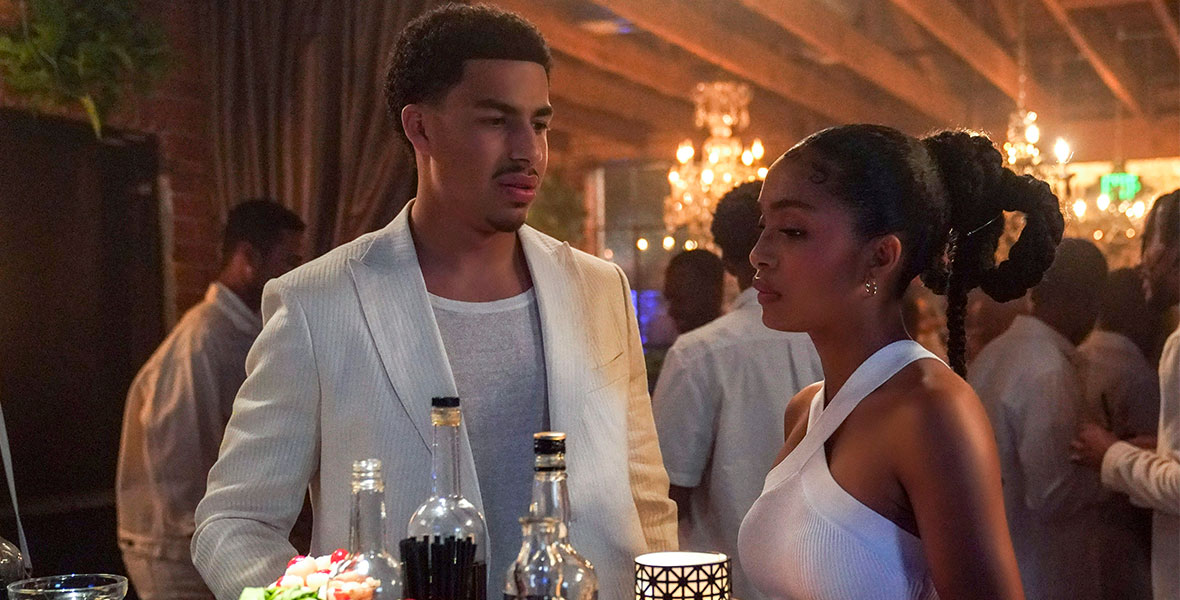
127 0 220 318
0 0 220 319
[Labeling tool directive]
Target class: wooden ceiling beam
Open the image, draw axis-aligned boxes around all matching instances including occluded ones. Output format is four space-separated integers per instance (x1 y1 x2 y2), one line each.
1061 114 1180 161
549 53 692 136
1148 0 1180 60
992 0 1020 42
886 0 1056 118
738 0 966 124
491 0 827 156
549 97 653 150
1054 0 1144 8
586 0 912 128
1040 0 1145 115
490 0 701 99
550 53 806 163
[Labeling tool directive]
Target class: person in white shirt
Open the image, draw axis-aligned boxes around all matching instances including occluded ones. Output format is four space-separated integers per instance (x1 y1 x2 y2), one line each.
969 238 1111 600
117 200 305 600
1072 190 1180 600
653 181 822 600
1075 268 1158 600
191 7 676 600
1079 268 1161 439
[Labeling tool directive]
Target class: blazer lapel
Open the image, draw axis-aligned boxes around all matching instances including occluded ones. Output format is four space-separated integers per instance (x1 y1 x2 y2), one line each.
348 205 456 453
519 227 592 436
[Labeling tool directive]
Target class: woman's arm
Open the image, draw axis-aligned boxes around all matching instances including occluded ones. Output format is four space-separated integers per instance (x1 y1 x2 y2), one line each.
894 378 1025 599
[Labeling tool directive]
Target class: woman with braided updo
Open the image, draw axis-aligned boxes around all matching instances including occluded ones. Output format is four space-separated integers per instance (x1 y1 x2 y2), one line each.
736 124 1064 599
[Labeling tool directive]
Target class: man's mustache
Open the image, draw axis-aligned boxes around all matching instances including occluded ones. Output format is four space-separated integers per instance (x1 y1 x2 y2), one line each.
494 163 539 178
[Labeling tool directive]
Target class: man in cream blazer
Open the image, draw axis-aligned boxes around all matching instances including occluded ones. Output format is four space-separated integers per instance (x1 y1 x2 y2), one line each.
191 5 676 600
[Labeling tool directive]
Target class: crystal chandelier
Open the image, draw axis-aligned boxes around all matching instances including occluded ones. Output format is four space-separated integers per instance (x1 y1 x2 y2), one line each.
999 0 1084 254
665 82 767 247
1003 0 1071 188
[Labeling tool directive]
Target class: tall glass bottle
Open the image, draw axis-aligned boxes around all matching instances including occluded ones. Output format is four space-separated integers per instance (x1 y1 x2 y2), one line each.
529 432 597 600
329 459 403 600
403 397 488 600
0 535 24 588
503 517 562 600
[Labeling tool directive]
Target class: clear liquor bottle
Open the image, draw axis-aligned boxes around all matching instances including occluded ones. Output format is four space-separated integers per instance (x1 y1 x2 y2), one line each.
503 517 562 600
529 432 597 600
402 397 488 600
329 459 403 600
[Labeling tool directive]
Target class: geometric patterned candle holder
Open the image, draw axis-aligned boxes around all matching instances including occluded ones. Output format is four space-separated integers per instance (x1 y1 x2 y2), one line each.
635 551 730 600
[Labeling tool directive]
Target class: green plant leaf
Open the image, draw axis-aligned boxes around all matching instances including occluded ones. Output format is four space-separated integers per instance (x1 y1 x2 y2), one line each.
79 94 102 137
0 0 169 130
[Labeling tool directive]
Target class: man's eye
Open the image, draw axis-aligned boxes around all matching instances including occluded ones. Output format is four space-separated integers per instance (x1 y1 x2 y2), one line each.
533 122 550 132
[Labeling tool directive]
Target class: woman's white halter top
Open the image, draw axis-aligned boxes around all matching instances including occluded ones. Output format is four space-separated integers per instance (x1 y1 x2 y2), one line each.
737 340 941 600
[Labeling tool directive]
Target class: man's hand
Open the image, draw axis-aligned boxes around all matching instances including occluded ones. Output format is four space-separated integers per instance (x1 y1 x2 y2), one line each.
1070 423 1119 470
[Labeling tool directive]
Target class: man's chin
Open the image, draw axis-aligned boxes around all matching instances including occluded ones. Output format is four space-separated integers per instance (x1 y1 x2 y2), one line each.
487 213 528 233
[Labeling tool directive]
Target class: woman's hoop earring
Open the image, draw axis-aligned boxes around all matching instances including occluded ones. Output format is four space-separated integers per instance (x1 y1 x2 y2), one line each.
865 278 878 297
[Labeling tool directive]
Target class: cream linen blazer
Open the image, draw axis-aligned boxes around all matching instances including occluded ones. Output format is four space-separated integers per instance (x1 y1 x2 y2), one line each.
191 202 676 600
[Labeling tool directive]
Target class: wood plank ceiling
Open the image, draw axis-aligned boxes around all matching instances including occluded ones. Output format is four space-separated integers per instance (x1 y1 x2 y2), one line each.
488 0 1180 166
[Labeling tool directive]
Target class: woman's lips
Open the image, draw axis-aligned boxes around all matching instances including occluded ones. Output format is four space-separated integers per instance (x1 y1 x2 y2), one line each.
752 278 781 303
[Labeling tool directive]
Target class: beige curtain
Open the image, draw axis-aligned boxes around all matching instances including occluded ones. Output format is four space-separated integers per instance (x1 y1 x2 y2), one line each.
202 0 438 255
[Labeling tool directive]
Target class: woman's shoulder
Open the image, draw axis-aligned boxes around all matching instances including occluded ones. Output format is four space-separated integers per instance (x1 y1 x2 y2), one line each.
881 358 979 416
783 381 824 441
879 360 999 476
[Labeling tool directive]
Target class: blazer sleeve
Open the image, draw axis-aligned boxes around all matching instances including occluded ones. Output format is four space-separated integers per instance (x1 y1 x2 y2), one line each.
1101 441 1180 515
613 265 679 552
191 278 322 600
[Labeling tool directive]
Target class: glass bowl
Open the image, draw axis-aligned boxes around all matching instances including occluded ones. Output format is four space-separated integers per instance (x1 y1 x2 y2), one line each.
7 574 128 600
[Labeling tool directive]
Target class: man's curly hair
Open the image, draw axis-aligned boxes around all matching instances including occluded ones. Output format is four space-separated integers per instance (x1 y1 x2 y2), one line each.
385 3 551 149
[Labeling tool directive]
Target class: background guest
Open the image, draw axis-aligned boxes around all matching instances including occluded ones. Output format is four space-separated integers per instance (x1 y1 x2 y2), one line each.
965 288 1026 366
969 238 1110 600
116 200 305 600
1074 267 1158 599
1072 190 1180 600
1079 267 1160 438
663 249 726 335
652 181 821 600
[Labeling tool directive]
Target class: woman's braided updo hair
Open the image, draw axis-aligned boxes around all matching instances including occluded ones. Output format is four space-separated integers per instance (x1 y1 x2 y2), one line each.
788 125 1065 376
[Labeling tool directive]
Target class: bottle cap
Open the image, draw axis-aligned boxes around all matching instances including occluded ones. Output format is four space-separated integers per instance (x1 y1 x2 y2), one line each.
533 431 566 455
431 396 460 408
352 458 382 474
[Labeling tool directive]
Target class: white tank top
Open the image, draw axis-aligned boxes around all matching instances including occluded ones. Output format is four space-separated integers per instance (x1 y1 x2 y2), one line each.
737 340 941 600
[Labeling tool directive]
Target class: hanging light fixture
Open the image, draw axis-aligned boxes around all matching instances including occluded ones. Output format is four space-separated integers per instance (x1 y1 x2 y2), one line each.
665 82 767 247
1003 0 1068 185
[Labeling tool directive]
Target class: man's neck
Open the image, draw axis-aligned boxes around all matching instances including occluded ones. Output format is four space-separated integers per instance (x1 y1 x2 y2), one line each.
1029 309 1081 347
409 198 532 302
215 276 260 313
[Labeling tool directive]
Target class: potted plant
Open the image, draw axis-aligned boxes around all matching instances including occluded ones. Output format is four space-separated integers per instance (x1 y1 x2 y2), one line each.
0 0 168 137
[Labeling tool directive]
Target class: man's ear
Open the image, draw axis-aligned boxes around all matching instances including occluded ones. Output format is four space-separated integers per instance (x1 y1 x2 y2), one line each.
401 104 431 155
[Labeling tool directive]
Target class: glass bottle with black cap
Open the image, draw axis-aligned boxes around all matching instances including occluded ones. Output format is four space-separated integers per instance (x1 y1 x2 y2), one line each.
402 397 489 600
526 432 597 600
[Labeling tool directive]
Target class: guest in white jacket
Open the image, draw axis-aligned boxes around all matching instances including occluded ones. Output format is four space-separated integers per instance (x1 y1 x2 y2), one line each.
969 238 1111 600
191 6 676 600
1073 190 1180 600
117 200 305 600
